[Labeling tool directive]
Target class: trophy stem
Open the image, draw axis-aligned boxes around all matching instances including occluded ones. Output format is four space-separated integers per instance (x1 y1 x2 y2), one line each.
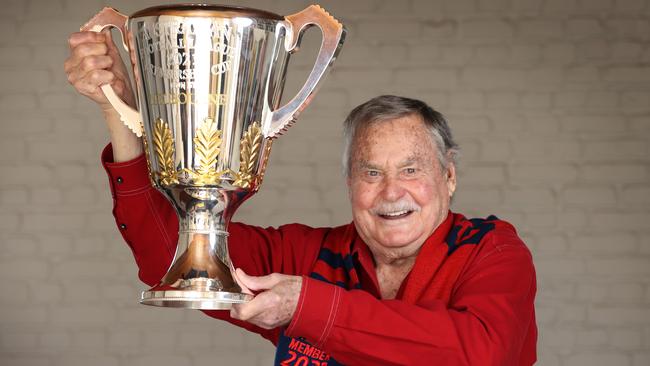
140 221 252 309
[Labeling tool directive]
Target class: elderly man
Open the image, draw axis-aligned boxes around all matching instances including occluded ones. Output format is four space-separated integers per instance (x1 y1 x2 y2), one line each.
65 31 537 365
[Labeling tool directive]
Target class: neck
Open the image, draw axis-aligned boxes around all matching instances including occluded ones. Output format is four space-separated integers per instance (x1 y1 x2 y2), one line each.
373 251 418 269
368 236 424 269
373 253 418 299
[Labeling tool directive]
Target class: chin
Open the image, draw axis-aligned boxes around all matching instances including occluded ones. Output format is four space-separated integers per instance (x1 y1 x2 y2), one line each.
377 232 423 249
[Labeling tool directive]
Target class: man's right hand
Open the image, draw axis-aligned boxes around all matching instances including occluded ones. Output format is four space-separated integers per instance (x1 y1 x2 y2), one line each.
64 30 136 113
64 30 143 162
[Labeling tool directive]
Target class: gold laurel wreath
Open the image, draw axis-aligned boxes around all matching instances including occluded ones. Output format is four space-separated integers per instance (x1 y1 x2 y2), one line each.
189 118 224 185
153 118 178 186
233 122 263 189
149 118 267 188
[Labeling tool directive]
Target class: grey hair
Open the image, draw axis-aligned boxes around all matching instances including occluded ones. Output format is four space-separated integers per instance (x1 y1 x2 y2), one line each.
342 95 459 178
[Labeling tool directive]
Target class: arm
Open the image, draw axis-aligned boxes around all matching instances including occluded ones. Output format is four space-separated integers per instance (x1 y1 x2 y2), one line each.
65 31 142 162
285 240 537 366
103 146 324 282
102 144 324 343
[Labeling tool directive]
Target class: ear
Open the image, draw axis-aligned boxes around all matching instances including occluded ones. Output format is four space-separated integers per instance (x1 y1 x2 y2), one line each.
446 162 457 198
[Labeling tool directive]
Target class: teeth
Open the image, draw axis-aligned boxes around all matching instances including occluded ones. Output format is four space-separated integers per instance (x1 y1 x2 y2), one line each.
382 210 409 217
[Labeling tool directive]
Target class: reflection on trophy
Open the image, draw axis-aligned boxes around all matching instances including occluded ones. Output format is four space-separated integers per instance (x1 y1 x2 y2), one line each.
81 4 346 309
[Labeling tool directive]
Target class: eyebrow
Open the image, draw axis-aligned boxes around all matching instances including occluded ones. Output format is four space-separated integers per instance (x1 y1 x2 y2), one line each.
397 157 420 168
356 161 380 170
356 155 424 170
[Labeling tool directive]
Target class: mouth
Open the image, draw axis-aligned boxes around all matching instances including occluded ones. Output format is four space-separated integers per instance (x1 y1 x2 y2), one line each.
378 210 414 220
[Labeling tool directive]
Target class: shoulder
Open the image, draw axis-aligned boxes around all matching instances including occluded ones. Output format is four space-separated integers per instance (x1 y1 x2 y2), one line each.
448 213 532 262
449 214 536 293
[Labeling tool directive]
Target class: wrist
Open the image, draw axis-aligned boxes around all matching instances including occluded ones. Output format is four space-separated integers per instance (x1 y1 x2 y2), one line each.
111 138 143 163
103 114 143 162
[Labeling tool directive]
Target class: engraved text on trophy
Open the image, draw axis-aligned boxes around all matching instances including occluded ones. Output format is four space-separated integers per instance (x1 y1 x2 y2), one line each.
137 20 236 95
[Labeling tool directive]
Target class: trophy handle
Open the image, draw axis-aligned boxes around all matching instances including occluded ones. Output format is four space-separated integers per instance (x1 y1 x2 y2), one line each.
264 5 346 138
80 7 143 137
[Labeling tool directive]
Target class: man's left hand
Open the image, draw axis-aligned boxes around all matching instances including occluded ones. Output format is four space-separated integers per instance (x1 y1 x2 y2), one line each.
230 268 302 329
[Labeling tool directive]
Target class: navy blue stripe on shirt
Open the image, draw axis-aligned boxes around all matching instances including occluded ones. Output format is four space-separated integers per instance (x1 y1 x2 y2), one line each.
309 272 348 288
445 216 498 255
309 271 361 290
317 248 355 271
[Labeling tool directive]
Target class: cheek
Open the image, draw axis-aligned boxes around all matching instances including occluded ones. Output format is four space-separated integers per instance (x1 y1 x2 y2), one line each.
411 180 445 207
350 184 377 210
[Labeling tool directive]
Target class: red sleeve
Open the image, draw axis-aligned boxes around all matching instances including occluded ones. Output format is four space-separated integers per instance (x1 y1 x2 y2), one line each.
285 234 537 366
101 143 324 344
101 144 178 287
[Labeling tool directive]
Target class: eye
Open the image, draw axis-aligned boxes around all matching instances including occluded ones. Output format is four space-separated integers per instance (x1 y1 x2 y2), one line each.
367 170 379 177
405 167 417 175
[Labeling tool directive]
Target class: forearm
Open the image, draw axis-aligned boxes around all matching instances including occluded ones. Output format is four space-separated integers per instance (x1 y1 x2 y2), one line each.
286 247 536 366
103 108 142 162
102 143 330 344
112 180 178 286
287 280 469 365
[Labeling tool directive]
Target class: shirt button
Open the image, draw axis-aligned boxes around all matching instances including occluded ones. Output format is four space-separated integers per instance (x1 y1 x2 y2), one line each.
120 223 127 230
116 177 124 184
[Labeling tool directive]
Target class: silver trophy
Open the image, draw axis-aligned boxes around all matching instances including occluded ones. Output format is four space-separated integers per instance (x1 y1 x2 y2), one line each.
81 4 345 309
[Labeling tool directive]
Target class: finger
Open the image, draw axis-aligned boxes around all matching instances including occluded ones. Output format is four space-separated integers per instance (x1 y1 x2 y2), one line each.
67 56 113 88
79 55 113 74
74 42 109 57
230 291 275 322
102 30 133 78
68 31 105 49
230 298 261 322
65 42 109 72
104 29 121 56
236 269 286 292
231 268 253 295
73 69 114 96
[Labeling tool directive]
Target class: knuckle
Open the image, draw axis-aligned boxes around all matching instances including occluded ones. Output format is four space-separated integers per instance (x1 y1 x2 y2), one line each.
232 307 249 321
68 33 79 48
270 292 281 304
76 83 92 95
89 70 104 82
81 57 96 71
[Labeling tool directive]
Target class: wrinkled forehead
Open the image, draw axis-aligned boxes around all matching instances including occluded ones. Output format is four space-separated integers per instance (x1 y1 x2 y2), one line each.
353 115 432 145
350 116 438 161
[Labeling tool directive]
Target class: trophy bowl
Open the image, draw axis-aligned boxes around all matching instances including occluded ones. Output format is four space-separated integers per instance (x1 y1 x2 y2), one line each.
81 4 345 309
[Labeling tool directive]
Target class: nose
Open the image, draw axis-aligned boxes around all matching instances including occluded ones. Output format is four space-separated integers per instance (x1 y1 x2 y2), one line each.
380 175 406 202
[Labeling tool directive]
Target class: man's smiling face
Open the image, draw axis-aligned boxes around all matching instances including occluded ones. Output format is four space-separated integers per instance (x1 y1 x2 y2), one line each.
348 114 456 262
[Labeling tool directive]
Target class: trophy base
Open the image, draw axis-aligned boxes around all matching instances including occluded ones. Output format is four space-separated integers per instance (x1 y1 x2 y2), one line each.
141 288 252 309
140 280 253 310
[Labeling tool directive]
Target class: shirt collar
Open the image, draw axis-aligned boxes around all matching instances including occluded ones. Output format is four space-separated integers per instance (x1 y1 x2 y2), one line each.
349 211 456 299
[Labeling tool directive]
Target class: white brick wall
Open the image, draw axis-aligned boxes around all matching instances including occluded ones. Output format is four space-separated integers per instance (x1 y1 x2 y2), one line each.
1 0 649 365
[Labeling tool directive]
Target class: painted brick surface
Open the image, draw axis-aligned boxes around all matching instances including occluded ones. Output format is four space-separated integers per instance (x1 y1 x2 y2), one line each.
1 0 649 365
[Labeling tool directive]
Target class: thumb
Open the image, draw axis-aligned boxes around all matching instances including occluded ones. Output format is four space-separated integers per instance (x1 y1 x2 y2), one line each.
236 268 285 292
102 29 115 49
231 268 253 295
103 29 123 61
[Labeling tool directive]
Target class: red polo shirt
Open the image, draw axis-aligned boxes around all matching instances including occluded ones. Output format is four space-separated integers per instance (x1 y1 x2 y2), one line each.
102 144 537 365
